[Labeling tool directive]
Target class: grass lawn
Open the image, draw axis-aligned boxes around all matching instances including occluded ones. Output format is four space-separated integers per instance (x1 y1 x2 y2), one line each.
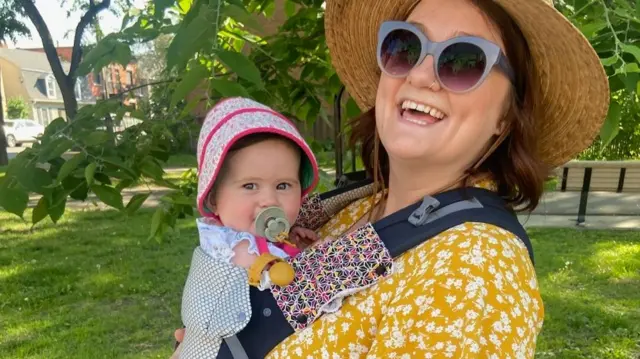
1 210 639 359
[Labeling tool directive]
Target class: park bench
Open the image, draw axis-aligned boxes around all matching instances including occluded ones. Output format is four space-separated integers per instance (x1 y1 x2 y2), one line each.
552 160 640 224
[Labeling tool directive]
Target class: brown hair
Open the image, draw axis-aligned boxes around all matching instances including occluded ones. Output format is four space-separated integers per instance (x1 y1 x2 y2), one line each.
205 133 303 209
348 0 550 213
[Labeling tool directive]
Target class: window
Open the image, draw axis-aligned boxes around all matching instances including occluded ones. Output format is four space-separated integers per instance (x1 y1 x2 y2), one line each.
75 80 82 101
46 75 56 98
39 107 51 125
126 70 134 86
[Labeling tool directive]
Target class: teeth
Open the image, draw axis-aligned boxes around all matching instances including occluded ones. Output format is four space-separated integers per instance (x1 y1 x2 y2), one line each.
401 100 445 119
404 117 427 125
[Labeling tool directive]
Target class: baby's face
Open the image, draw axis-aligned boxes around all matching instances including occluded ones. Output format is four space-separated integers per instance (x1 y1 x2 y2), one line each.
212 138 302 235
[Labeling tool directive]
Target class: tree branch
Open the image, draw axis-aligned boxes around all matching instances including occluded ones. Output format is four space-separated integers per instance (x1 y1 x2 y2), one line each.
116 79 174 98
17 0 67 84
69 0 111 81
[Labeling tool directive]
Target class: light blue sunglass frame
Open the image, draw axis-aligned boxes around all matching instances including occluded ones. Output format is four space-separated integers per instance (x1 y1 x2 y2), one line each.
376 21 516 93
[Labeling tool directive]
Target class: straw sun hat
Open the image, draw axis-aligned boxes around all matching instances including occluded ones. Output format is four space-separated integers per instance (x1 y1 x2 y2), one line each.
325 0 610 167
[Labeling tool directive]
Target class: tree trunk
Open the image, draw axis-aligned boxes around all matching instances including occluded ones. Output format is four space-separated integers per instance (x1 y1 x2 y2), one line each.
17 0 111 122
0 90 9 166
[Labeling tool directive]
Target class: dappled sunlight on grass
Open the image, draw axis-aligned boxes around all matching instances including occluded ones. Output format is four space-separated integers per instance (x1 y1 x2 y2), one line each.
2 211 639 358
0 209 196 359
530 228 640 359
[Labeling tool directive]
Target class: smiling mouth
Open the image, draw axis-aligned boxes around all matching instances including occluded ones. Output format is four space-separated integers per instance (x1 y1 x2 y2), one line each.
400 100 446 126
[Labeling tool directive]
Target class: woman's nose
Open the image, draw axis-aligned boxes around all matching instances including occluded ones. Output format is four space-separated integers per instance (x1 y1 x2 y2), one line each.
406 55 441 91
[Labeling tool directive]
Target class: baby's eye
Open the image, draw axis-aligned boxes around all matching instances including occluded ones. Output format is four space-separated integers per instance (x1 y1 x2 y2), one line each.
242 183 257 190
276 183 291 190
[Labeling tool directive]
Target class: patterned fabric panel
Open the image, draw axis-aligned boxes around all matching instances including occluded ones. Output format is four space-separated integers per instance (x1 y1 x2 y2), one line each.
323 182 375 217
293 194 329 231
270 223 393 331
180 247 252 358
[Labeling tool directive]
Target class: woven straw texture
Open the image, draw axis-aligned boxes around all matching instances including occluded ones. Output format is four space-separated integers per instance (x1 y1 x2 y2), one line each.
325 0 609 167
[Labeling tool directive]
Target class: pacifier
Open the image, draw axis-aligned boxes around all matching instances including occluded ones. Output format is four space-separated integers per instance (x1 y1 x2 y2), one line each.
255 206 291 242
251 206 295 287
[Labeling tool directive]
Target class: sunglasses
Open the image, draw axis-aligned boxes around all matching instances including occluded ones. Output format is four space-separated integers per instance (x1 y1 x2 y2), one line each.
377 21 515 93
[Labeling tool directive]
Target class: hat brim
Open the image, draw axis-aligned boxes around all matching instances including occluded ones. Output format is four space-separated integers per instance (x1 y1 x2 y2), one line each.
325 0 610 167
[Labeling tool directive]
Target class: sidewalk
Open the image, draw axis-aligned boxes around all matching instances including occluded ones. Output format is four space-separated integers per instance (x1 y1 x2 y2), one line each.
26 168 640 229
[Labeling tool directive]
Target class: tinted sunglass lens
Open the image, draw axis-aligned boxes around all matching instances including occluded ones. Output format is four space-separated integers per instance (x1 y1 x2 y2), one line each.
438 42 486 91
380 29 422 76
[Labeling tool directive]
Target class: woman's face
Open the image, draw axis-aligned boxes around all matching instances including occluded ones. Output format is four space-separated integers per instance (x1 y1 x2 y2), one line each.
375 0 511 171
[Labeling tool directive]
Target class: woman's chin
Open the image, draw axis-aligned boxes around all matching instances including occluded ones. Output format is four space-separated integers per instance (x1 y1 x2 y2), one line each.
385 143 434 163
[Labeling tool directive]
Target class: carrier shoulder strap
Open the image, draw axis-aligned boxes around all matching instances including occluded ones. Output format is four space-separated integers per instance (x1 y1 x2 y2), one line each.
372 187 534 264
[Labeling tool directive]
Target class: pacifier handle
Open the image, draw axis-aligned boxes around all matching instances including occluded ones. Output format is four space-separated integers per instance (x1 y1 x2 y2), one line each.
254 206 290 242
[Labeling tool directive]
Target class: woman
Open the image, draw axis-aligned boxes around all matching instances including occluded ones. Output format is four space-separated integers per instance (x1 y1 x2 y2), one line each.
173 0 609 357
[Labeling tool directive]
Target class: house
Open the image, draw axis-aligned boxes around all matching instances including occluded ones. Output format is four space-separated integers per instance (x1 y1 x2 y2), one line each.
0 47 97 125
23 46 147 108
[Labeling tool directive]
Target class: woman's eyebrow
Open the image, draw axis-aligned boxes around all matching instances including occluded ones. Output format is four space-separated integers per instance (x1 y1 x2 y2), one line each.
407 21 476 39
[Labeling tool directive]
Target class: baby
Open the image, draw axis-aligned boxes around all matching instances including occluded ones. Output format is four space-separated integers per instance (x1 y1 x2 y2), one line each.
179 97 321 358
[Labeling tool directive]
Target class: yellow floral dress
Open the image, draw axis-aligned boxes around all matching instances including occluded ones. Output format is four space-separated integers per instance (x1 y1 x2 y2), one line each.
268 184 544 358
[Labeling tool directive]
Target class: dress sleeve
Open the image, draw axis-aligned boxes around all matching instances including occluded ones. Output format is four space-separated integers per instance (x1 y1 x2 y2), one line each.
364 224 544 358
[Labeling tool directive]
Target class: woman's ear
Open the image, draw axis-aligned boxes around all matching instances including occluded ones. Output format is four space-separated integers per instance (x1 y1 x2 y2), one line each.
495 119 508 136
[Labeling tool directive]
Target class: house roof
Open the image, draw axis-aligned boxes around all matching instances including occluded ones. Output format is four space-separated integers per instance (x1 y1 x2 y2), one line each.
0 48 94 104
0 48 71 72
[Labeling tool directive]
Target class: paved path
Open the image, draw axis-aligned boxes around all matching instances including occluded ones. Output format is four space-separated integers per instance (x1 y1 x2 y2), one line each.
19 166 640 229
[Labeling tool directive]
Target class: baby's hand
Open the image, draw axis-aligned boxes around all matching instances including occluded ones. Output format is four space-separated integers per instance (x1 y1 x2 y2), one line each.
289 226 319 249
231 240 259 268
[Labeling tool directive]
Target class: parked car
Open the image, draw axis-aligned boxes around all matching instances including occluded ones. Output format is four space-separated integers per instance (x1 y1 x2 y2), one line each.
3 119 45 147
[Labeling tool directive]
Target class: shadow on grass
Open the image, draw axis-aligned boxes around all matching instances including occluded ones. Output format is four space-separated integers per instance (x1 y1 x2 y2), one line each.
0 209 198 359
529 228 640 359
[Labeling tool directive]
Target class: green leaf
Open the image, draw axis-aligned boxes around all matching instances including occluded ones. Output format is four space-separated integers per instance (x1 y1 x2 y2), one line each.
140 157 165 181
39 137 74 161
346 97 362 119
637 0 640 18
57 152 86 183
77 36 119 76
154 0 174 17
178 0 192 13
171 63 209 107
149 207 165 240
223 4 265 32
113 42 133 67
284 0 296 17
600 55 618 66
0 186 29 218
600 100 621 147
84 131 112 146
126 192 151 215
625 63 640 73
167 6 215 70
91 185 124 210
215 49 264 87
578 20 606 37
32 197 49 225
16 165 52 195
102 156 137 178
85 162 97 186
42 118 68 141
210 79 251 97
620 43 640 63
47 187 67 224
